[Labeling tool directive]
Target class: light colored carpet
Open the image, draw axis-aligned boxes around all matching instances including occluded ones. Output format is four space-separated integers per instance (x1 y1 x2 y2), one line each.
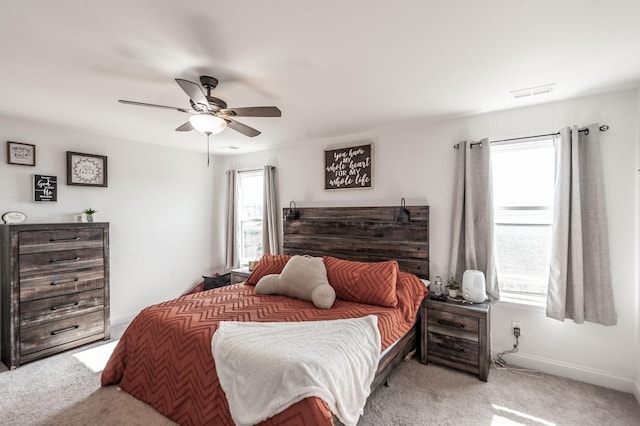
1 324 639 426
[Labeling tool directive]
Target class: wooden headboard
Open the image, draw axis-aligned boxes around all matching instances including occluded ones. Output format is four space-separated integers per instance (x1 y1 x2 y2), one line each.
282 205 429 279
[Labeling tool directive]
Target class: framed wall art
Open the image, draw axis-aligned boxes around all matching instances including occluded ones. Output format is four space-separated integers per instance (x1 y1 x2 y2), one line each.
7 141 36 166
67 151 108 187
33 174 58 202
324 142 373 190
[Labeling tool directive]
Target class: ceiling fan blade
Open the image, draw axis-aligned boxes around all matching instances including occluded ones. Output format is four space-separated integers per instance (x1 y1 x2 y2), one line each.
225 118 261 137
220 106 281 117
175 121 193 132
118 99 191 113
175 78 210 111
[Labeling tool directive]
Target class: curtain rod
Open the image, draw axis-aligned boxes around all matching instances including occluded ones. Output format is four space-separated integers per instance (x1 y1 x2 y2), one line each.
453 124 609 149
238 165 275 173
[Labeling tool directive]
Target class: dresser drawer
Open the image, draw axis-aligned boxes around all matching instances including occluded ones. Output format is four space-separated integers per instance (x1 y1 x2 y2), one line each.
426 332 479 366
20 289 104 328
20 311 105 356
19 268 104 301
19 248 104 277
427 309 479 342
18 229 104 254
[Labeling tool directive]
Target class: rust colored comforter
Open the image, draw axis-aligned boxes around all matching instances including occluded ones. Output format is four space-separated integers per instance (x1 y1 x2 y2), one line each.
101 272 426 425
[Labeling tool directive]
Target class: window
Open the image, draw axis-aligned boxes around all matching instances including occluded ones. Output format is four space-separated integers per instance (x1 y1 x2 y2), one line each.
491 138 555 301
237 170 263 265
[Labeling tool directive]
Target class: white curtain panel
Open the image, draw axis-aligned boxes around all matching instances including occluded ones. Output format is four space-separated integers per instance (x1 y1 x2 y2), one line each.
225 170 238 269
262 165 281 255
547 124 617 325
448 139 499 301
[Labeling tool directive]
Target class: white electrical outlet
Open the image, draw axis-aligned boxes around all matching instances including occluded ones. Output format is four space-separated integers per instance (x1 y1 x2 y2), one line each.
511 321 522 336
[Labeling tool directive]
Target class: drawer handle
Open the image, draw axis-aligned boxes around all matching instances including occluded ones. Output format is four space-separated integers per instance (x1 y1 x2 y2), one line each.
51 301 79 311
438 343 467 353
49 256 80 263
50 325 79 335
437 319 465 329
49 237 80 242
50 278 79 286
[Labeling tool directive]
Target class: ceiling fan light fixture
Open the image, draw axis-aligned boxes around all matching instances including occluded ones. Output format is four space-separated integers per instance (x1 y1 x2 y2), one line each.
189 114 227 135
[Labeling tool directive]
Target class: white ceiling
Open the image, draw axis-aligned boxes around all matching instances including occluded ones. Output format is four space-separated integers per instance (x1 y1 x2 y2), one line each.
2 0 639 155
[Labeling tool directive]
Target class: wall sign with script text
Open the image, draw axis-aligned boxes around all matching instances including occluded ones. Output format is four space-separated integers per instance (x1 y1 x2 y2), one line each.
33 174 58 202
67 151 108 187
7 141 36 166
324 142 373 190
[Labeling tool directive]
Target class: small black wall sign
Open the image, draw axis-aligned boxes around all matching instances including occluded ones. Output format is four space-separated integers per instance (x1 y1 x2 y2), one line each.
33 174 58 202
324 143 373 190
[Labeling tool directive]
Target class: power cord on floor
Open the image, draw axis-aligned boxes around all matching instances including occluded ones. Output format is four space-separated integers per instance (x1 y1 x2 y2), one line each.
491 335 544 379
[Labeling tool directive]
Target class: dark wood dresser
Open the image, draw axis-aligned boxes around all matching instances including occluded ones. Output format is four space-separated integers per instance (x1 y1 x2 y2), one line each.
420 298 491 381
1 222 110 369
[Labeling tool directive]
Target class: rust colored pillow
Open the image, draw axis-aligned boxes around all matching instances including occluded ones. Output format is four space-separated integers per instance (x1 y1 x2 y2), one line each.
323 256 399 308
396 271 428 322
245 254 292 285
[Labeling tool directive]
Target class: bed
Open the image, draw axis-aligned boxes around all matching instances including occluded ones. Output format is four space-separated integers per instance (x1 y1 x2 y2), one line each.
101 205 429 425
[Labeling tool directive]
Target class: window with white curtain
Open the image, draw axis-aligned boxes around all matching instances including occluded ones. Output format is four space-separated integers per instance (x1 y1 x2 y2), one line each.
237 170 264 265
491 138 555 302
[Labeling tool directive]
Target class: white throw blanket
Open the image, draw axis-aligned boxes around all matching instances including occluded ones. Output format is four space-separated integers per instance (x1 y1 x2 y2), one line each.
211 315 381 426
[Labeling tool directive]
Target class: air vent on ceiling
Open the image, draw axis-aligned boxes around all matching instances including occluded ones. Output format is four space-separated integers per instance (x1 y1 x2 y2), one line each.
510 83 556 99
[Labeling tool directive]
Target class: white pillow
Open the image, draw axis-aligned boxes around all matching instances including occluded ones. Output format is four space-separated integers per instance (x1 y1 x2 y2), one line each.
255 255 336 309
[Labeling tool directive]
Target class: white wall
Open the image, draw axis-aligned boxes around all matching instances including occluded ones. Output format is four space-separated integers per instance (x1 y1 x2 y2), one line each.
0 115 222 324
215 89 639 394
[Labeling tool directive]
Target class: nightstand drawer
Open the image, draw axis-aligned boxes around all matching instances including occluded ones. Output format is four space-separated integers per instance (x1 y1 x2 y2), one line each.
426 332 479 366
427 310 479 341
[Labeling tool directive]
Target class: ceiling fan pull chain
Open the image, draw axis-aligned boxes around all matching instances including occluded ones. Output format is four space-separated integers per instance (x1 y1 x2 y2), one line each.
207 133 211 167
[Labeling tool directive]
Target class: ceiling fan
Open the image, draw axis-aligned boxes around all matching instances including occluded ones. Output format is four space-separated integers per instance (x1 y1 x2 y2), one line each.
119 75 281 138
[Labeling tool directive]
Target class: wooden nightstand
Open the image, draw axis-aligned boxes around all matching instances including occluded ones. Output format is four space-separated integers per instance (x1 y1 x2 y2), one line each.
420 298 491 381
230 267 251 284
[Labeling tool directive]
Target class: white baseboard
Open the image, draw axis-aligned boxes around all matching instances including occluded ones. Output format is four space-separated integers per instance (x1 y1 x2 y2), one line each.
634 378 640 405
492 346 635 394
